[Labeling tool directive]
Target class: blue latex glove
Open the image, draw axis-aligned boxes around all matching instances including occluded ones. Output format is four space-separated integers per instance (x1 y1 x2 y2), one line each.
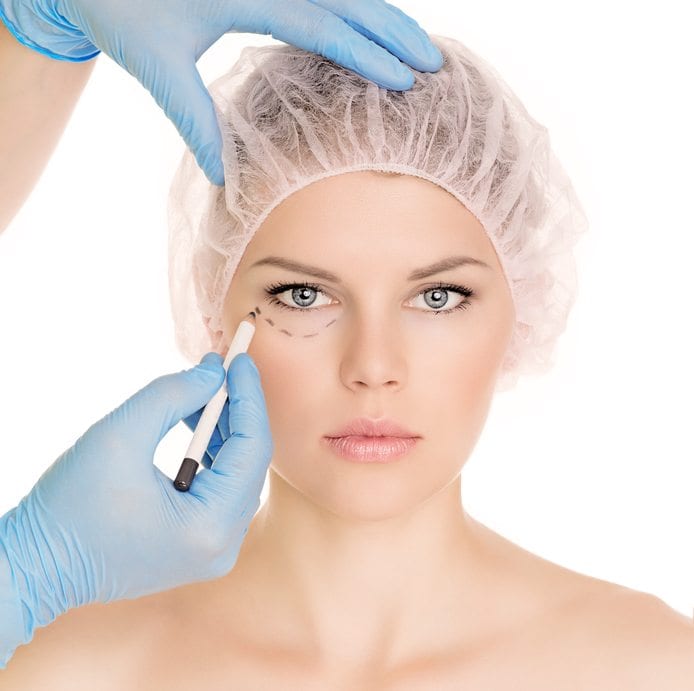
0 0 444 186
0 351 272 666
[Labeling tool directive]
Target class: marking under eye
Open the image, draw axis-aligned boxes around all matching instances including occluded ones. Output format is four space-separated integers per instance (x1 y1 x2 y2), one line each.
254 303 337 338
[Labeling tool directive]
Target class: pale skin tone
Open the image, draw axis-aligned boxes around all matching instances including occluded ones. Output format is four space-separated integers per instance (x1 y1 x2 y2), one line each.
2 9 690 688
199 171 694 681
213 170 525 669
3 171 693 689
0 21 96 234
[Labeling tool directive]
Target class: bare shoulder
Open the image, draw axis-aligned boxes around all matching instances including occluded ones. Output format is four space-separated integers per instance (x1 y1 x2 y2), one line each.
467 519 694 689
0 593 172 690
606 588 694 688
554 582 694 690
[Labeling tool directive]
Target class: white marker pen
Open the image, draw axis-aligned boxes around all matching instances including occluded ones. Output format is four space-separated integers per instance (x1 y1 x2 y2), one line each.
173 311 256 492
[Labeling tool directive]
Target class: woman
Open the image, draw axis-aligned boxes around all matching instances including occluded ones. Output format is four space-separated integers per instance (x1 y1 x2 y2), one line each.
4 33 693 691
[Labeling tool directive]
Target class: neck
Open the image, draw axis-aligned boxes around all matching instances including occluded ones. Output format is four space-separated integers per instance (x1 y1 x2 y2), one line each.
224 470 505 671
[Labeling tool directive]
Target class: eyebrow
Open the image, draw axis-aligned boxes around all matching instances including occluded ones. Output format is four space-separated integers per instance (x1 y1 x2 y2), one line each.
249 255 491 283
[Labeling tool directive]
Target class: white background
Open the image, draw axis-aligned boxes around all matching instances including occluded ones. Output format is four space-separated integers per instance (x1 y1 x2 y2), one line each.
1 1 692 618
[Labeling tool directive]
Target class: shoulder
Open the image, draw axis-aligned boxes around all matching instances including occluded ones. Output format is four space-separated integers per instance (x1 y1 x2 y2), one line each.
558 584 694 689
0 592 173 689
610 589 694 688
472 521 694 688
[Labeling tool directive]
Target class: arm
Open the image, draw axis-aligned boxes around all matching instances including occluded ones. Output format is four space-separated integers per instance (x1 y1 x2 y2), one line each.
0 19 96 234
2 0 439 191
0 593 135 689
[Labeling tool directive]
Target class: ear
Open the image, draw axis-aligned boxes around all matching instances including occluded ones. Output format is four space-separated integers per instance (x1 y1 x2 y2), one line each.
203 316 227 357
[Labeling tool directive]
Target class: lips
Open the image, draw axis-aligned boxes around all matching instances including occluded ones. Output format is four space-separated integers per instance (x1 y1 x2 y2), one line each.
325 416 419 439
323 435 418 462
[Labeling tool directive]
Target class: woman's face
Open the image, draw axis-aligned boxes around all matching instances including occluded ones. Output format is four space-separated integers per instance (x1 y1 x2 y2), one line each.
221 171 515 521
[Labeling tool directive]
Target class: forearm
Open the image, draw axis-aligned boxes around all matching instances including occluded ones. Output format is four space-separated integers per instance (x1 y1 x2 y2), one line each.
0 17 96 234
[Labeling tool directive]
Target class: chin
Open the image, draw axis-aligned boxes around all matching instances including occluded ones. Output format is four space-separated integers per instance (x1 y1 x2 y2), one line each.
271 449 458 523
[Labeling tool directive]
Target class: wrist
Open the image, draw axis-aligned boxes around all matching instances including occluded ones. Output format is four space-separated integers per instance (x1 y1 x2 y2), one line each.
0 0 99 61
0 506 38 668
0 500 69 642
0 526 28 668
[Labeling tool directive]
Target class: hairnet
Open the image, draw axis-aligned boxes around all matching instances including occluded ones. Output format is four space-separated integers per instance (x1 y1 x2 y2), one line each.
167 34 588 392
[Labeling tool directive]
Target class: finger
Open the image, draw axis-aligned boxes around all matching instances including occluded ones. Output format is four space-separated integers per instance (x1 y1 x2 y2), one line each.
260 1 414 90
200 352 225 369
309 0 443 72
188 354 273 503
120 362 226 456
140 51 225 186
185 353 228 467
182 352 225 432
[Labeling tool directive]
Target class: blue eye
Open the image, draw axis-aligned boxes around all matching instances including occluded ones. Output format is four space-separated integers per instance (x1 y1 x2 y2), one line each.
415 284 474 314
263 281 475 315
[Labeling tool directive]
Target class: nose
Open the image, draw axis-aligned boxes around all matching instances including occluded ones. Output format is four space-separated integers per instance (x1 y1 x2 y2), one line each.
339 311 407 392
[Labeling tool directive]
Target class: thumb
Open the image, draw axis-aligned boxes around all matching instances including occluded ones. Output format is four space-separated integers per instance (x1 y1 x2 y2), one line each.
146 53 225 186
191 354 273 499
122 361 226 455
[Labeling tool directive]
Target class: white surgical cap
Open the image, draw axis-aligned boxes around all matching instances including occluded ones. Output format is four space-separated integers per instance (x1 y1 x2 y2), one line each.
167 34 588 392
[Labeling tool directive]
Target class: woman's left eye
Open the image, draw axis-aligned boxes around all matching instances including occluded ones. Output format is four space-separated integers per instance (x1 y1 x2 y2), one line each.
263 282 475 315
412 284 475 314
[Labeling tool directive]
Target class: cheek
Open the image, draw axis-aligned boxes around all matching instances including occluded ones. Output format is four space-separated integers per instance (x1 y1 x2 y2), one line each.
456 297 515 391
414 309 511 450
244 332 325 443
413 310 510 390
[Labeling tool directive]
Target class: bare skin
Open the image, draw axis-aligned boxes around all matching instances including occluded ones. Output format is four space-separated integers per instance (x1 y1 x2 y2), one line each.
3 519 693 689
210 171 518 671
0 21 96 234
3 172 692 687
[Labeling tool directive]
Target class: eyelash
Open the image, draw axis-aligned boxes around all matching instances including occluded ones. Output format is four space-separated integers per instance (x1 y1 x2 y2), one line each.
263 281 476 316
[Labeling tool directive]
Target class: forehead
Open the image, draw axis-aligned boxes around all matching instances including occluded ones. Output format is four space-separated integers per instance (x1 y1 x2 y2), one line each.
240 171 493 263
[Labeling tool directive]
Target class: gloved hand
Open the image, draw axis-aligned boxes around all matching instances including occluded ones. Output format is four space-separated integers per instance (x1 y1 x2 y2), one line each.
0 0 443 186
0 351 272 662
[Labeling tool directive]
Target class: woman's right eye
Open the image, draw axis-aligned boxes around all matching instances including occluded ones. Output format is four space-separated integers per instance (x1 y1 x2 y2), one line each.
264 282 333 311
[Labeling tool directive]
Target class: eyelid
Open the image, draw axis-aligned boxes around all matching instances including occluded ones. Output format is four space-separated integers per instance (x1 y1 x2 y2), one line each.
264 280 475 307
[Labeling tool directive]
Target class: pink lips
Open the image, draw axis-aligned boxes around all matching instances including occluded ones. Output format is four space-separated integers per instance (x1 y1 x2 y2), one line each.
323 417 420 463
325 416 419 439
322 435 418 462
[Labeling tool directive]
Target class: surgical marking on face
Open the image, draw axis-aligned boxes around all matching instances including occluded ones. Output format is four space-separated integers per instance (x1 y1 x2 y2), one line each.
254 305 336 338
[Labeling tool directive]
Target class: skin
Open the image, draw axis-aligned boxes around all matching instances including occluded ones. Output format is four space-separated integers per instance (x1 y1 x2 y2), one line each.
0 21 96 234
208 169 548 670
5 171 694 688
